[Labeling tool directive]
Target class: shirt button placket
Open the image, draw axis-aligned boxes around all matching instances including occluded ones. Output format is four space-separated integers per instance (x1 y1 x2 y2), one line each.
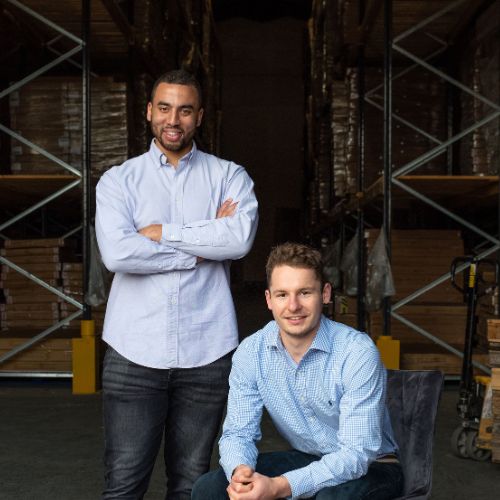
166 272 180 365
296 368 307 406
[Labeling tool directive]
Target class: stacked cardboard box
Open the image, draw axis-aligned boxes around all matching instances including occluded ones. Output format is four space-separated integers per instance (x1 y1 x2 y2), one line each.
0 239 77 330
459 1 499 176
331 74 355 198
9 76 127 177
475 270 499 349
359 68 447 188
0 332 75 372
0 239 81 372
366 229 489 374
487 320 500 462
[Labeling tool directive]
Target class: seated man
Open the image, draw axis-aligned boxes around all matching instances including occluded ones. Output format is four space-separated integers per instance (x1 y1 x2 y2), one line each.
192 242 404 500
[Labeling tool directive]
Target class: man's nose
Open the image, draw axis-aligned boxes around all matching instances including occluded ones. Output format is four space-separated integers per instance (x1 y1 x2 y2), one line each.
287 295 301 311
166 109 180 126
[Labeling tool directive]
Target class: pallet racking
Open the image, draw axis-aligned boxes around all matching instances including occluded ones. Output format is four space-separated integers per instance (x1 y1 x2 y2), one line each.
307 0 499 375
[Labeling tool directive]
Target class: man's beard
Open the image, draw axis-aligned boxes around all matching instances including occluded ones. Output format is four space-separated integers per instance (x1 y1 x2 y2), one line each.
153 125 189 152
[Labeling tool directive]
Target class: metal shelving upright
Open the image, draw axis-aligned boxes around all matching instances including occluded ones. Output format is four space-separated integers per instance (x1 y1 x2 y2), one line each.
0 0 90 378
361 0 500 374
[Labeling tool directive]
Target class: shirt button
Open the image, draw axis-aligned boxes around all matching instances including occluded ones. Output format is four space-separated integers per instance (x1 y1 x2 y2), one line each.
170 234 175 239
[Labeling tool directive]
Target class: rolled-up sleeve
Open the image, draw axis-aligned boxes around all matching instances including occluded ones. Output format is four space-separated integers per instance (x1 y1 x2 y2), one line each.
96 170 197 274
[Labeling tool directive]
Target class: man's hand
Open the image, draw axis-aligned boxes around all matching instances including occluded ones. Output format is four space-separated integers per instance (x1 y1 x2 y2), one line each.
227 466 291 500
138 224 162 242
217 198 238 219
228 465 254 498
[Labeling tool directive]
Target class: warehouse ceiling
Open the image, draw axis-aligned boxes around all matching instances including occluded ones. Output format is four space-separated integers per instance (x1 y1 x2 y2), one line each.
0 0 494 83
212 0 312 21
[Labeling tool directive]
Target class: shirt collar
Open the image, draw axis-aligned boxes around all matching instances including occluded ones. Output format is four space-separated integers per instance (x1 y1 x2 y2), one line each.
148 139 197 169
309 316 333 353
265 315 332 354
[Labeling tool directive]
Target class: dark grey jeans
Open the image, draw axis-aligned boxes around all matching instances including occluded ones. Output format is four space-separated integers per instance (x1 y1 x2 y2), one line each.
102 346 232 500
191 450 404 499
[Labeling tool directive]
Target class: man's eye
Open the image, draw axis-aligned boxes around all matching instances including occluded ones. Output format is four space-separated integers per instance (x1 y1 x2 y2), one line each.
181 109 192 116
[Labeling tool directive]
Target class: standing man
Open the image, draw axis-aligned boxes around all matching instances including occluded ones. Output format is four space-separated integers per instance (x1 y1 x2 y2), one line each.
192 243 403 500
96 69 258 499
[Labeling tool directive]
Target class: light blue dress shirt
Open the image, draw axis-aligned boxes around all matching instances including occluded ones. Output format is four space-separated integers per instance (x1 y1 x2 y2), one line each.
219 316 398 499
95 140 258 368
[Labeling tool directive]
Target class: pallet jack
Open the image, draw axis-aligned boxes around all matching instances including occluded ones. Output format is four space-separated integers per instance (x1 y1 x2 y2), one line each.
449 256 498 461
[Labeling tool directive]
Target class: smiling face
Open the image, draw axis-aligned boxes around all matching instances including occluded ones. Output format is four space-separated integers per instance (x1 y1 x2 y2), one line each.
265 265 331 345
147 82 203 165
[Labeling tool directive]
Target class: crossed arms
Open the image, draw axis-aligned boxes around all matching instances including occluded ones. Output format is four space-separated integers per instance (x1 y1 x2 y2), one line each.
95 167 258 274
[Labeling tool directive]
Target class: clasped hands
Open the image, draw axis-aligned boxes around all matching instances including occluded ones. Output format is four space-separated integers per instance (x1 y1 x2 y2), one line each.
228 465 291 500
138 198 238 243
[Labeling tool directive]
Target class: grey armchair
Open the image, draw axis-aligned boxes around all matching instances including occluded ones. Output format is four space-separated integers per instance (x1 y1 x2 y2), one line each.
386 369 444 500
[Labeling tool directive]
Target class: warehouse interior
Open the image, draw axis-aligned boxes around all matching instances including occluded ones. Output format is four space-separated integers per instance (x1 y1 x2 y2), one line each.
0 0 500 498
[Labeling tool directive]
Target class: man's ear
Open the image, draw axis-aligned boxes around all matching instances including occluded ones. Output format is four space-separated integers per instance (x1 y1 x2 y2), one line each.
265 289 272 311
322 282 332 304
196 107 204 127
146 102 152 122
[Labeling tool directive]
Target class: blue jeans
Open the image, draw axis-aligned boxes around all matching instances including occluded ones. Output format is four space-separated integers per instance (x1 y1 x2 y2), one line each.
191 450 404 499
102 347 232 500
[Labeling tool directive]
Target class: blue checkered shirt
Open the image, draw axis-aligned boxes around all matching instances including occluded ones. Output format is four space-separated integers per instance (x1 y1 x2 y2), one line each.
219 316 398 499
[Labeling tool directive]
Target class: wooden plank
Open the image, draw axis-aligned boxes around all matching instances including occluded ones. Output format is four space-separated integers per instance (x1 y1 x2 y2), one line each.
369 304 468 344
488 319 500 342
2 319 62 328
0 279 59 288
0 303 59 312
492 369 500 391
363 175 499 208
401 350 488 375
1 310 59 320
1 247 64 256
0 360 71 371
3 237 75 249
0 347 71 362
5 295 61 305
0 270 61 280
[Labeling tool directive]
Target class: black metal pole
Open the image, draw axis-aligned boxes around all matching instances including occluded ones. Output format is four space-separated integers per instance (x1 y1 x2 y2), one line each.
382 0 392 335
82 0 91 320
356 0 366 332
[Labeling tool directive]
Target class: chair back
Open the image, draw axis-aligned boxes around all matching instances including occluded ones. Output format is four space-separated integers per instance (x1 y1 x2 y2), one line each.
386 369 444 500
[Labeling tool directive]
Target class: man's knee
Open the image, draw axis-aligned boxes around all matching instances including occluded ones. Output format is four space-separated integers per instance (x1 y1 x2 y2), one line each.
191 468 228 500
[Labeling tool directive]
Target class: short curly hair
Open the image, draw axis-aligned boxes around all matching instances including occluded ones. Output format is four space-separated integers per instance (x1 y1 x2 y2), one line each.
265 242 324 287
150 69 202 106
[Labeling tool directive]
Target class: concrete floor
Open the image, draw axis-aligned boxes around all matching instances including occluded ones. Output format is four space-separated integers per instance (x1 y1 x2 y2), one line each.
1 379 500 499
1 288 500 499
